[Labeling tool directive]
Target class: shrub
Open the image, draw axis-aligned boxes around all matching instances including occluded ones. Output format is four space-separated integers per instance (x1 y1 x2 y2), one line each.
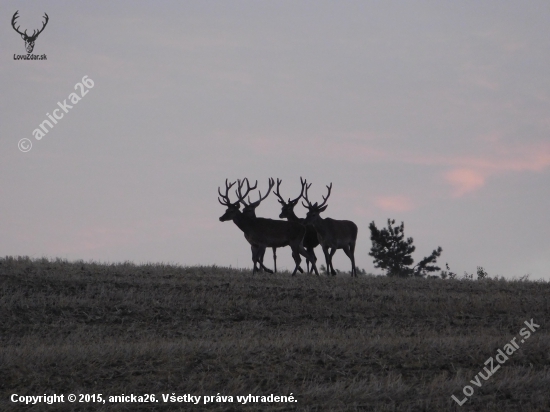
368 219 443 278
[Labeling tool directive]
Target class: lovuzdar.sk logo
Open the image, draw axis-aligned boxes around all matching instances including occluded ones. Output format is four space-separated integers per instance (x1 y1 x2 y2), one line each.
11 10 49 60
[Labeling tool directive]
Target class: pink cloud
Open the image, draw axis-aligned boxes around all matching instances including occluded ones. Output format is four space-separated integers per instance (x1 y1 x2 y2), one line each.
374 195 415 212
445 168 486 197
406 141 550 172
440 142 550 197
409 141 550 197
243 132 550 198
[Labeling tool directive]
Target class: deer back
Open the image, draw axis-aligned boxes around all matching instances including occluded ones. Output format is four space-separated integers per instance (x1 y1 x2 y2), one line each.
233 213 306 248
311 217 357 248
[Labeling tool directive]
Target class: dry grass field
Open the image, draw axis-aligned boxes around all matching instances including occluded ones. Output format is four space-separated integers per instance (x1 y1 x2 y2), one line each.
1 256 549 411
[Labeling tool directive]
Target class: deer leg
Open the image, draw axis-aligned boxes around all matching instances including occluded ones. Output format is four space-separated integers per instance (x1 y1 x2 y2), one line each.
307 247 317 274
259 257 274 274
260 247 274 273
310 260 319 276
290 246 302 276
272 247 277 273
261 264 274 274
251 245 259 275
255 246 273 274
322 245 332 275
349 242 357 277
321 245 331 276
259 246 266 272
255 246 261 273
303 245 311 274
308 249 319 276
298 245 316 275
251 245 257 274
328 247 337 276
295 244 305 272
343 244 357 277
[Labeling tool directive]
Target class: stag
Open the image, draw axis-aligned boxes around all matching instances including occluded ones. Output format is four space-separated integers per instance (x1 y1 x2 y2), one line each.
11 11 49 54
236 178 305 273
218 179 271 273
235 177 279 273
274 177 319 273
218 179 318 276
303 183 358 277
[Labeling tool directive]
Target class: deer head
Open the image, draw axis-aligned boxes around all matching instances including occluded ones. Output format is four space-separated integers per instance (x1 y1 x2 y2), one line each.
274 177 306 219
12 11 49 54
302 182 332 224
236 177 274 217
218 179 241 221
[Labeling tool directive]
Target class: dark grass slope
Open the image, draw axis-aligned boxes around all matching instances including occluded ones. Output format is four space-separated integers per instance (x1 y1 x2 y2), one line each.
1 256 549 411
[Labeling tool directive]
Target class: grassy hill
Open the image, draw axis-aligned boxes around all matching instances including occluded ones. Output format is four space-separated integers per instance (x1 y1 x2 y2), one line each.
1 256 549 411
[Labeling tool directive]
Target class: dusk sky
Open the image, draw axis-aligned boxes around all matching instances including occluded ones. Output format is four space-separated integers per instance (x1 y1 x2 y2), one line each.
2 1 549 279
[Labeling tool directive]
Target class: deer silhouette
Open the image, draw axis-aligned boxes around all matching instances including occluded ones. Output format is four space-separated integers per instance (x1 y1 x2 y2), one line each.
303 182 358 277
273 177 319 274
219 179 318 276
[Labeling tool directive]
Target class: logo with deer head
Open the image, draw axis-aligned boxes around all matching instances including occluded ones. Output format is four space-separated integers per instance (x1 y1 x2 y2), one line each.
11 10 49 54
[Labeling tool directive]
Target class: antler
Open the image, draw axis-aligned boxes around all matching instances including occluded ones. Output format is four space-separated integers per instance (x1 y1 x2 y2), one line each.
11 11 25 36
218 179 237 206
274 177 306 206
273 179 286 205
318 182 332 208
302 181 314 208
235 178 258 206
294 177 307 205
249 178 274 208
238 178 274 208
302 182 332 209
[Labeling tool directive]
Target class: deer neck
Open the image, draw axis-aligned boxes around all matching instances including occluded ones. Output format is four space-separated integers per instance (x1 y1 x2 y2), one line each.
287 210 301 223
310 215 327 235
232 212 257 234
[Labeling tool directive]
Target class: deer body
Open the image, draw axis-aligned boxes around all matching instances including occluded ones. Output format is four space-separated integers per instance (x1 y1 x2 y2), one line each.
303 183 358 277
241 208 278 273
234 216 305 249
239 178 283 274
311 217 358 249
274 178 319 274
309 216 358 276
220 208 311 276
288 215 319 273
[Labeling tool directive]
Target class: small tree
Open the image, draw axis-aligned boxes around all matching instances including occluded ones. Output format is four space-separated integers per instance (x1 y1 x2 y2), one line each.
476 266 488 280
369 219 443 277
440 263 457 279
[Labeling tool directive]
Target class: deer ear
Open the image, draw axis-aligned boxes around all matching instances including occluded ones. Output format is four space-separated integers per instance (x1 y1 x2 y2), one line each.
319 205 328 213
